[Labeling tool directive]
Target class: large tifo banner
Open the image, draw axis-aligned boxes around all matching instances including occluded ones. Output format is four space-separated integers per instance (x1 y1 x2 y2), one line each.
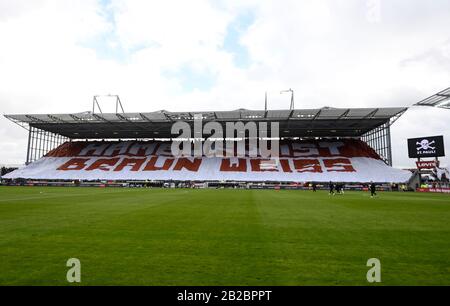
4 139 412 182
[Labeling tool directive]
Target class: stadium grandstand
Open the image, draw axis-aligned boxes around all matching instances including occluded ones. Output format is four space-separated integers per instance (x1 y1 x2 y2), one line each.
2 102 412 184
3 87 449 186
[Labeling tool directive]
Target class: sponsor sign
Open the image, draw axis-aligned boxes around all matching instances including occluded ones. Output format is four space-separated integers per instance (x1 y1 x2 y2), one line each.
416 188 450 194
416 160 438 169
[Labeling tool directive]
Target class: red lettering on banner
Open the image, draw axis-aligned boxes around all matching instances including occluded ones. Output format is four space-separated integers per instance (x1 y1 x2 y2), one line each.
323 158 355 172
173 158 202 172
155 143 173 157
293 159 322 173
279 144 291 157
318 141 344 157
279 159 292 172
127 142 157 156
103 142 133 156
78 143 109 156
57 158 90 171
291 143 319 157
85 158 120 171
220 159 247 172
143 157 174 171
114 158 146 171
250 159 278 172
45 139 383 159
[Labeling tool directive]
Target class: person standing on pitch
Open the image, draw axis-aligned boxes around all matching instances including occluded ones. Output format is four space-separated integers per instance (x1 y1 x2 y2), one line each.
312 182 317 192
329 181 334 195
370 182 377 198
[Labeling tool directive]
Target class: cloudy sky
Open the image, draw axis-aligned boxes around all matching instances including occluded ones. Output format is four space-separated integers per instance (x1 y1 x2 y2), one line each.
0 0 449 167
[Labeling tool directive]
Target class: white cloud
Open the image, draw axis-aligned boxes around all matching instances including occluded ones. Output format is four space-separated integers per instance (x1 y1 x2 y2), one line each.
112 0 230 51
0 0 449 168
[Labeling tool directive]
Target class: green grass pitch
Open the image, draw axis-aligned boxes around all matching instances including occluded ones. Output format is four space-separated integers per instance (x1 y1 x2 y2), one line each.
0 186 449 285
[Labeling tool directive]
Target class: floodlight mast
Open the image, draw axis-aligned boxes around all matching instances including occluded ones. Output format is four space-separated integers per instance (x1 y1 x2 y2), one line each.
264 91 268 111
281 88 295 110
92 95 125 114
92 96 102 114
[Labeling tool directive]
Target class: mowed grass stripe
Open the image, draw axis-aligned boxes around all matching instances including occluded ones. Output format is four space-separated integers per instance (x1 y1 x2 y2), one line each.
0 187 449 285
253 190 450 285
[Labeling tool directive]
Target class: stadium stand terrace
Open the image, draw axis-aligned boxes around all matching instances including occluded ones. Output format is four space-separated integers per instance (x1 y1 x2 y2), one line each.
3 106 412 183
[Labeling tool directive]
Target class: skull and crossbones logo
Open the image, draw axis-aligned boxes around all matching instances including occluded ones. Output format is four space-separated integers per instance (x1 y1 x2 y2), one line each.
416 139 435 151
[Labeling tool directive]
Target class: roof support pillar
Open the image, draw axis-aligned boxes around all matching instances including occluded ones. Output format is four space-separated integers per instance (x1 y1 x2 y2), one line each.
25 127 32 165
386 123 393 166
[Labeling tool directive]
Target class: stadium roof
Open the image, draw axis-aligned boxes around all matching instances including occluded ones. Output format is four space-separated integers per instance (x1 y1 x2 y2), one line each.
414 87 450 109
4 107 407 139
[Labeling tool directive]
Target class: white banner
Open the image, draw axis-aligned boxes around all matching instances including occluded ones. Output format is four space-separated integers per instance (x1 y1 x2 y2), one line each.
3 140 412 182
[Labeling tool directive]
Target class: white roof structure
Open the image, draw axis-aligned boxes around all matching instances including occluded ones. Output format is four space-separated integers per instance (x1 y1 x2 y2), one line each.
4 107 407 139
414 87 450 109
